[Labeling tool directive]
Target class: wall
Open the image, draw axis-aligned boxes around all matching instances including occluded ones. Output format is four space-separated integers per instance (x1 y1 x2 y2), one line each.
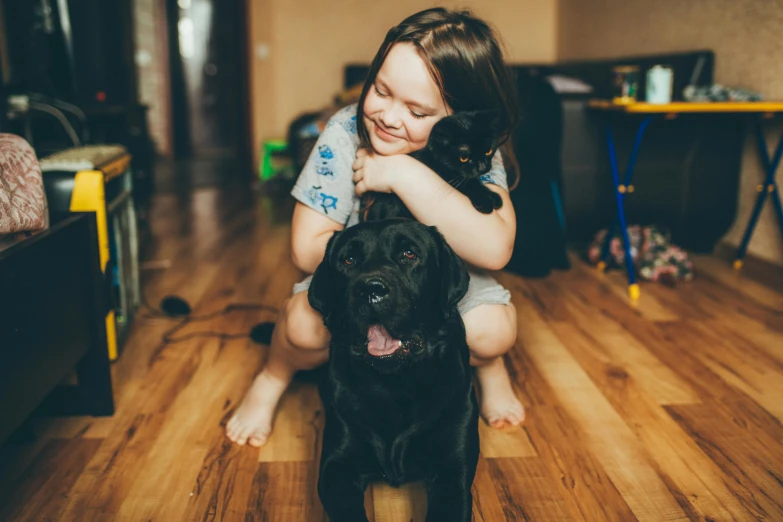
247 0 559 166
558 0 783 265
133 0 172 157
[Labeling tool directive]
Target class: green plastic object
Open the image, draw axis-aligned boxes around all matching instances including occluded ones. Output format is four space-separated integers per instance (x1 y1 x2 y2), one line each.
260 139 289 181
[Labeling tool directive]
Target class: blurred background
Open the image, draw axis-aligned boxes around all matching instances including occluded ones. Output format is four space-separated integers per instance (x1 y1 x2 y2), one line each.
0 0 781 264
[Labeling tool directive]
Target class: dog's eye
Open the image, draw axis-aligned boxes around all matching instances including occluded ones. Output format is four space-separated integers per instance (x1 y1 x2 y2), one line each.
402 250 417 261
459 156 469 163
344 256 356 266
486 148 493 156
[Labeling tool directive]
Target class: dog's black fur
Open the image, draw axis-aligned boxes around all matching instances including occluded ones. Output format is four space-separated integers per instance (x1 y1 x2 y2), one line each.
308 219 479 522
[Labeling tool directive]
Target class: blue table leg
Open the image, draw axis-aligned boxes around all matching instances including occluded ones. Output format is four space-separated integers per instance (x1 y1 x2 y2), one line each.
734 118 783 269
599 116 652 299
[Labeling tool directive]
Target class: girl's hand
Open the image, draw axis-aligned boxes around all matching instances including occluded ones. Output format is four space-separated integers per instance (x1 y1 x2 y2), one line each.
352 149 409 196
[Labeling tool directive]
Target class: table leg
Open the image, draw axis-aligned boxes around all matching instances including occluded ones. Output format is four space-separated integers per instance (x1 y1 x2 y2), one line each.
599 116 652 300
734 119 783 269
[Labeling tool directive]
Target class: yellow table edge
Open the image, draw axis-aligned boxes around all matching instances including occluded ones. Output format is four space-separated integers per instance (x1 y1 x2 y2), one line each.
69 170 120 361
587 100 783 113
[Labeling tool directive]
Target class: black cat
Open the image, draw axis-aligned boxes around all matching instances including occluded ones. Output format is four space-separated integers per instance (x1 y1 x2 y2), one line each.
361 110 504 222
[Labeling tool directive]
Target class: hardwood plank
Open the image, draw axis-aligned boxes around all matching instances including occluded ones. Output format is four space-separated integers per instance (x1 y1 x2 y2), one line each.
685 321 783 421
713 241 783 294
244 461 317 521
689 273 783 333
557 291 698 405
487 457 581 521
480 277 638 521
514 298 689 521
571 254 680 322
472 457 508 522
478 422 538 458
371 481 427 522
0 438 101 522
547 265 783 451
114 337 262 521
654 322 783 450
59 220 271 521
667 404 783 520
114 210 293 521
523 404 638 522
549 323 748 521
693 255 783 311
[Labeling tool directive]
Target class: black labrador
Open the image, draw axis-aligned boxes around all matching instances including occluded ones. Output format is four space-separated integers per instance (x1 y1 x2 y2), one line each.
308 219 479 522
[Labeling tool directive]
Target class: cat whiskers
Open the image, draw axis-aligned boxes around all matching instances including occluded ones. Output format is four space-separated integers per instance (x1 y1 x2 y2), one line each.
449 177 468 190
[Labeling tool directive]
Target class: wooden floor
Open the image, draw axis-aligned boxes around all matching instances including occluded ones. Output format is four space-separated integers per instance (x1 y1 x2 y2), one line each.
2 181 783 522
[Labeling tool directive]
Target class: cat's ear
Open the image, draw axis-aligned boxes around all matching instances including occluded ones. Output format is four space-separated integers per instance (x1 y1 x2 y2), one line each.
428 123 452 148
484 109 503 133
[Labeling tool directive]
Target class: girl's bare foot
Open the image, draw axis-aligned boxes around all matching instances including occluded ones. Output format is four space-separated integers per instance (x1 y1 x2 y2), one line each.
475 356 525 428
226 369 291 447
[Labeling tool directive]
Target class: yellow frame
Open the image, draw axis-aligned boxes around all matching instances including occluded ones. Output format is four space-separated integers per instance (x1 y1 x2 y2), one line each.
67 153 132 361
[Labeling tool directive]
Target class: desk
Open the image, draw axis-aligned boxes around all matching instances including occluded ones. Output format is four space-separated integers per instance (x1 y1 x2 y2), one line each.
588 100 783 299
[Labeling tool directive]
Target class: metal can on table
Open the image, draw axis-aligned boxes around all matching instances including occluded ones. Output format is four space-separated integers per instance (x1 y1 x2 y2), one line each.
612 65 639 104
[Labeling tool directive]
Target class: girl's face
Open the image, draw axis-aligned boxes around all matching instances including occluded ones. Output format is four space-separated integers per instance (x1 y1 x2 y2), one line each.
363 43 451 156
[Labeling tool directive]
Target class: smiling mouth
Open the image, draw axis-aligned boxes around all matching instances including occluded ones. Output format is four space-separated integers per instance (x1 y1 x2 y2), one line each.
373 122 399 142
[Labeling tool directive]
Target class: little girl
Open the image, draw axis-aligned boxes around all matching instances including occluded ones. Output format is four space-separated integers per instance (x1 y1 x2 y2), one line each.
227 7 525 447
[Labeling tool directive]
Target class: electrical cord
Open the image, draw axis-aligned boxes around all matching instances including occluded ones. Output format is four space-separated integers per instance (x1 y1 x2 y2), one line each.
138 291 278 345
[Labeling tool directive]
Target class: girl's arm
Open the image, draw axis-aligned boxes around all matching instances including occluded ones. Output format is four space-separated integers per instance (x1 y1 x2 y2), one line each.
394 159 515 270
291 203 344 274
353 152 516 270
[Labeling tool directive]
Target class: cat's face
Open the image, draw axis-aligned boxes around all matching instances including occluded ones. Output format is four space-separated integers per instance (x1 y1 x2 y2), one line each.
427 111 501 179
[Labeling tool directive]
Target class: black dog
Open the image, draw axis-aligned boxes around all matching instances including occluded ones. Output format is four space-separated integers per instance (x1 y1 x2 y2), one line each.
308 219 479 522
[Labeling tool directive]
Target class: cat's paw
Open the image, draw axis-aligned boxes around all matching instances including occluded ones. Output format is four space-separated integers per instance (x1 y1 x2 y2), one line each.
470 190 503 214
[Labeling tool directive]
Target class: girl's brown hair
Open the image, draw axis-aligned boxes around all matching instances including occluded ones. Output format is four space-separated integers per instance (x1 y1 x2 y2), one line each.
356 7 519 189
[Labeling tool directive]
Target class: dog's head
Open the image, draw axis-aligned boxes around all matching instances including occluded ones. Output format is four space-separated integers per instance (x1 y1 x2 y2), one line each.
308 219 469 372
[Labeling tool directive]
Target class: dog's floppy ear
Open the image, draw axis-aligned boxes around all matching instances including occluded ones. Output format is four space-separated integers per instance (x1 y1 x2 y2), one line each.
432 227 470 316
307 231 341 324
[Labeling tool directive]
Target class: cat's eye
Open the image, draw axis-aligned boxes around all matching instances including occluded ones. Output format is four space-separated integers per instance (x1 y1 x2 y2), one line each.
344 256 356 266
402 250 417 261
459 157 469 163
485 149 494 156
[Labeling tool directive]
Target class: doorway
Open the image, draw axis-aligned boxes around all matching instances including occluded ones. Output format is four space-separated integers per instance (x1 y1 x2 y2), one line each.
165 0 251 185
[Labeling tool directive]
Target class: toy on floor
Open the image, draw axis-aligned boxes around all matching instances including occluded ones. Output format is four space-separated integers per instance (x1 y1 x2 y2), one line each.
587 225 694 287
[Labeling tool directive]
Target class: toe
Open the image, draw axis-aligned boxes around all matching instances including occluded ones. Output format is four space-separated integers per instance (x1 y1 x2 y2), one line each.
248 432 269 447
226 426 241 442
489 418 505 429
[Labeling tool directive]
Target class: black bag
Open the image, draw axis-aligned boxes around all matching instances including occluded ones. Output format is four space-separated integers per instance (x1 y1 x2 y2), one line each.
504 70 571 278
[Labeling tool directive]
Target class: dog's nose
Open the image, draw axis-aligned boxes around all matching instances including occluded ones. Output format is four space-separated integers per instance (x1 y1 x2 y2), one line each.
358 279 389 303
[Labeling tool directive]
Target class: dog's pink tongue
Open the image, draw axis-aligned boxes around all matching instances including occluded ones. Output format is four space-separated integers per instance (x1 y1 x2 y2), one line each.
367 325 402 357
